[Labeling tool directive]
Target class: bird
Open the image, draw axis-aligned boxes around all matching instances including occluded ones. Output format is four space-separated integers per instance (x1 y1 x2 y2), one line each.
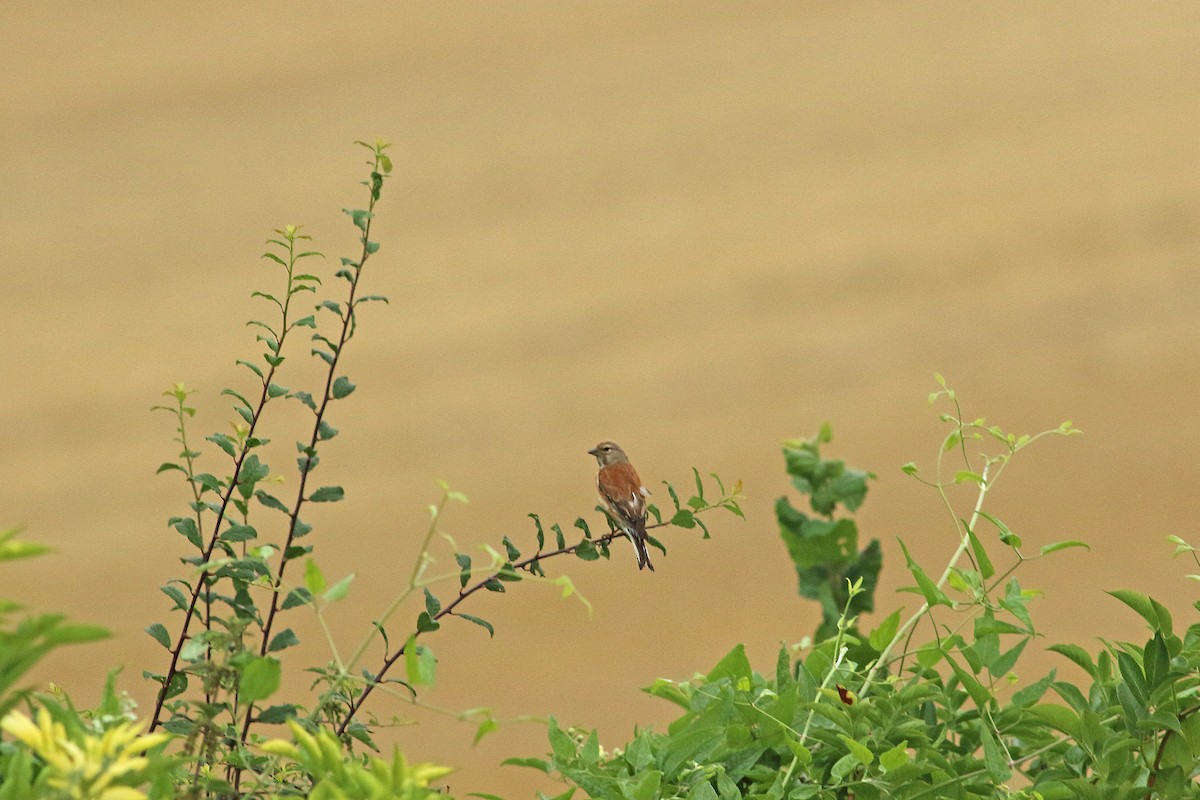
588 441 654 571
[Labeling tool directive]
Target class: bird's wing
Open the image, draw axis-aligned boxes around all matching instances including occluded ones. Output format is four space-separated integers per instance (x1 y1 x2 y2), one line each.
599 462 647 523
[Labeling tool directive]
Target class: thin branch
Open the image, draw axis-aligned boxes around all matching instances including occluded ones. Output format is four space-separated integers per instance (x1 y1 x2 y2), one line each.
236 148 388 753
334 519 671 737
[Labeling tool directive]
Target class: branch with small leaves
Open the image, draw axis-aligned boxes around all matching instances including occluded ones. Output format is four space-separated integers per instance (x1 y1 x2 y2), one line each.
860 374 1085 699
331 473 744 740
233 141 393 758
146 141 395 797
147 222 326 735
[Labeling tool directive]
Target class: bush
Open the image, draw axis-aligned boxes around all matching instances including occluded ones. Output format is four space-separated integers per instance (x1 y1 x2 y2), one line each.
514 390 1200 799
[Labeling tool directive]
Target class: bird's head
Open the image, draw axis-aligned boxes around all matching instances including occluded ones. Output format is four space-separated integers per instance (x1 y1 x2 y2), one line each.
588 441 629 466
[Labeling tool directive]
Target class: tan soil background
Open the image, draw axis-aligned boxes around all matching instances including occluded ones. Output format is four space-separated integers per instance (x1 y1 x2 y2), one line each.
3 2 1199 795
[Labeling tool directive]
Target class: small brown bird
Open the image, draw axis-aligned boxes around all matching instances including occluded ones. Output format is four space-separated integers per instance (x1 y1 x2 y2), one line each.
588 441 654 571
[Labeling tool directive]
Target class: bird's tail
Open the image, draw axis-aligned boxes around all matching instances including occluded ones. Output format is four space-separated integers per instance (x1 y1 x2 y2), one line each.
629 524 655 572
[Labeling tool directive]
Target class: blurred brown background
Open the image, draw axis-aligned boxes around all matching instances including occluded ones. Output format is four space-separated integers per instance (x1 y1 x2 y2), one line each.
2 2 1198 796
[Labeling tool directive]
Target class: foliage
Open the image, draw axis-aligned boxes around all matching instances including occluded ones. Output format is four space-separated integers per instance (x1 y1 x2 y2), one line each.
0 527 109 720
516 380 1200 798
0 707 173 800
102 140 738 795
259 722 452 799
775 423 880 646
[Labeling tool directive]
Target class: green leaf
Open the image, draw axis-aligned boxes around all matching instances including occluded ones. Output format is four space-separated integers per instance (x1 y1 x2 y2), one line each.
548 717 575 761
323 573 355 603
317 420 338 441
664 481 681 511
868 609 901 651
1013 670 1056 708
281 588 312 610
980 723 1012 781
953 470 985 486
575 539 600 561
1027 705 1084 743
194 473 222 493
1108 589 1172 636
404 636 436 686
551 522 566 549
343 207 373 231
304 559 326 594
943 650 993 708
424 587 442 616
473 719 499 746
989 636 1029 677
630 769 662 800
240 656 281 703
707 643 752 683
837 734 874 766
528 513 546 549
146 623 172 649
1040 540 1090 555
221 523 257 543
1143 632 1169 691
416 612 440 633
978 510 1021 547
879 741 909 771
1048 643 1096 678
331 376 356 399
160 584 188 611
255 490 290 513
236 359 264 379
899 540 952 608
502 536 521 561
1117 680 1145 729
268 628 300 652
455 553 472 588
256 704 299 724
309 486 344 503
966 526 995 580
974 615 1026 637
670 509 696 528
170 517 202 549
207 433 237 458
499 758 551 774
1116 650 1148 705
164 672 188 700
459 614 495 637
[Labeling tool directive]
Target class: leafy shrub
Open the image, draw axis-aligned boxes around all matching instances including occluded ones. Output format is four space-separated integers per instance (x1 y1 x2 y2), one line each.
514 385 1200 799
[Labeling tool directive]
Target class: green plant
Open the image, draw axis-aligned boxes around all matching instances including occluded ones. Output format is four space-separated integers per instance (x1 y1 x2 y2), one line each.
0 691 175 800
133 140 743 797
513 380 1200 798
0 527 108 720
258 721 452 799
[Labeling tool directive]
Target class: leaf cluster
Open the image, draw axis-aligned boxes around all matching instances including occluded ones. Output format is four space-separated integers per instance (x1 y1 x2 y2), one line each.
775 424 880 646
0 527 108 719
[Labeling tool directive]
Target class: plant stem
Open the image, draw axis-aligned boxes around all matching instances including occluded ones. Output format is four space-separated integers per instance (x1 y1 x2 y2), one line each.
858 461 991 698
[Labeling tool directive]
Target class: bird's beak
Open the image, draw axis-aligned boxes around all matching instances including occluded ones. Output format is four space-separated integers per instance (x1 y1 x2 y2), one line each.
587 447 599 457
